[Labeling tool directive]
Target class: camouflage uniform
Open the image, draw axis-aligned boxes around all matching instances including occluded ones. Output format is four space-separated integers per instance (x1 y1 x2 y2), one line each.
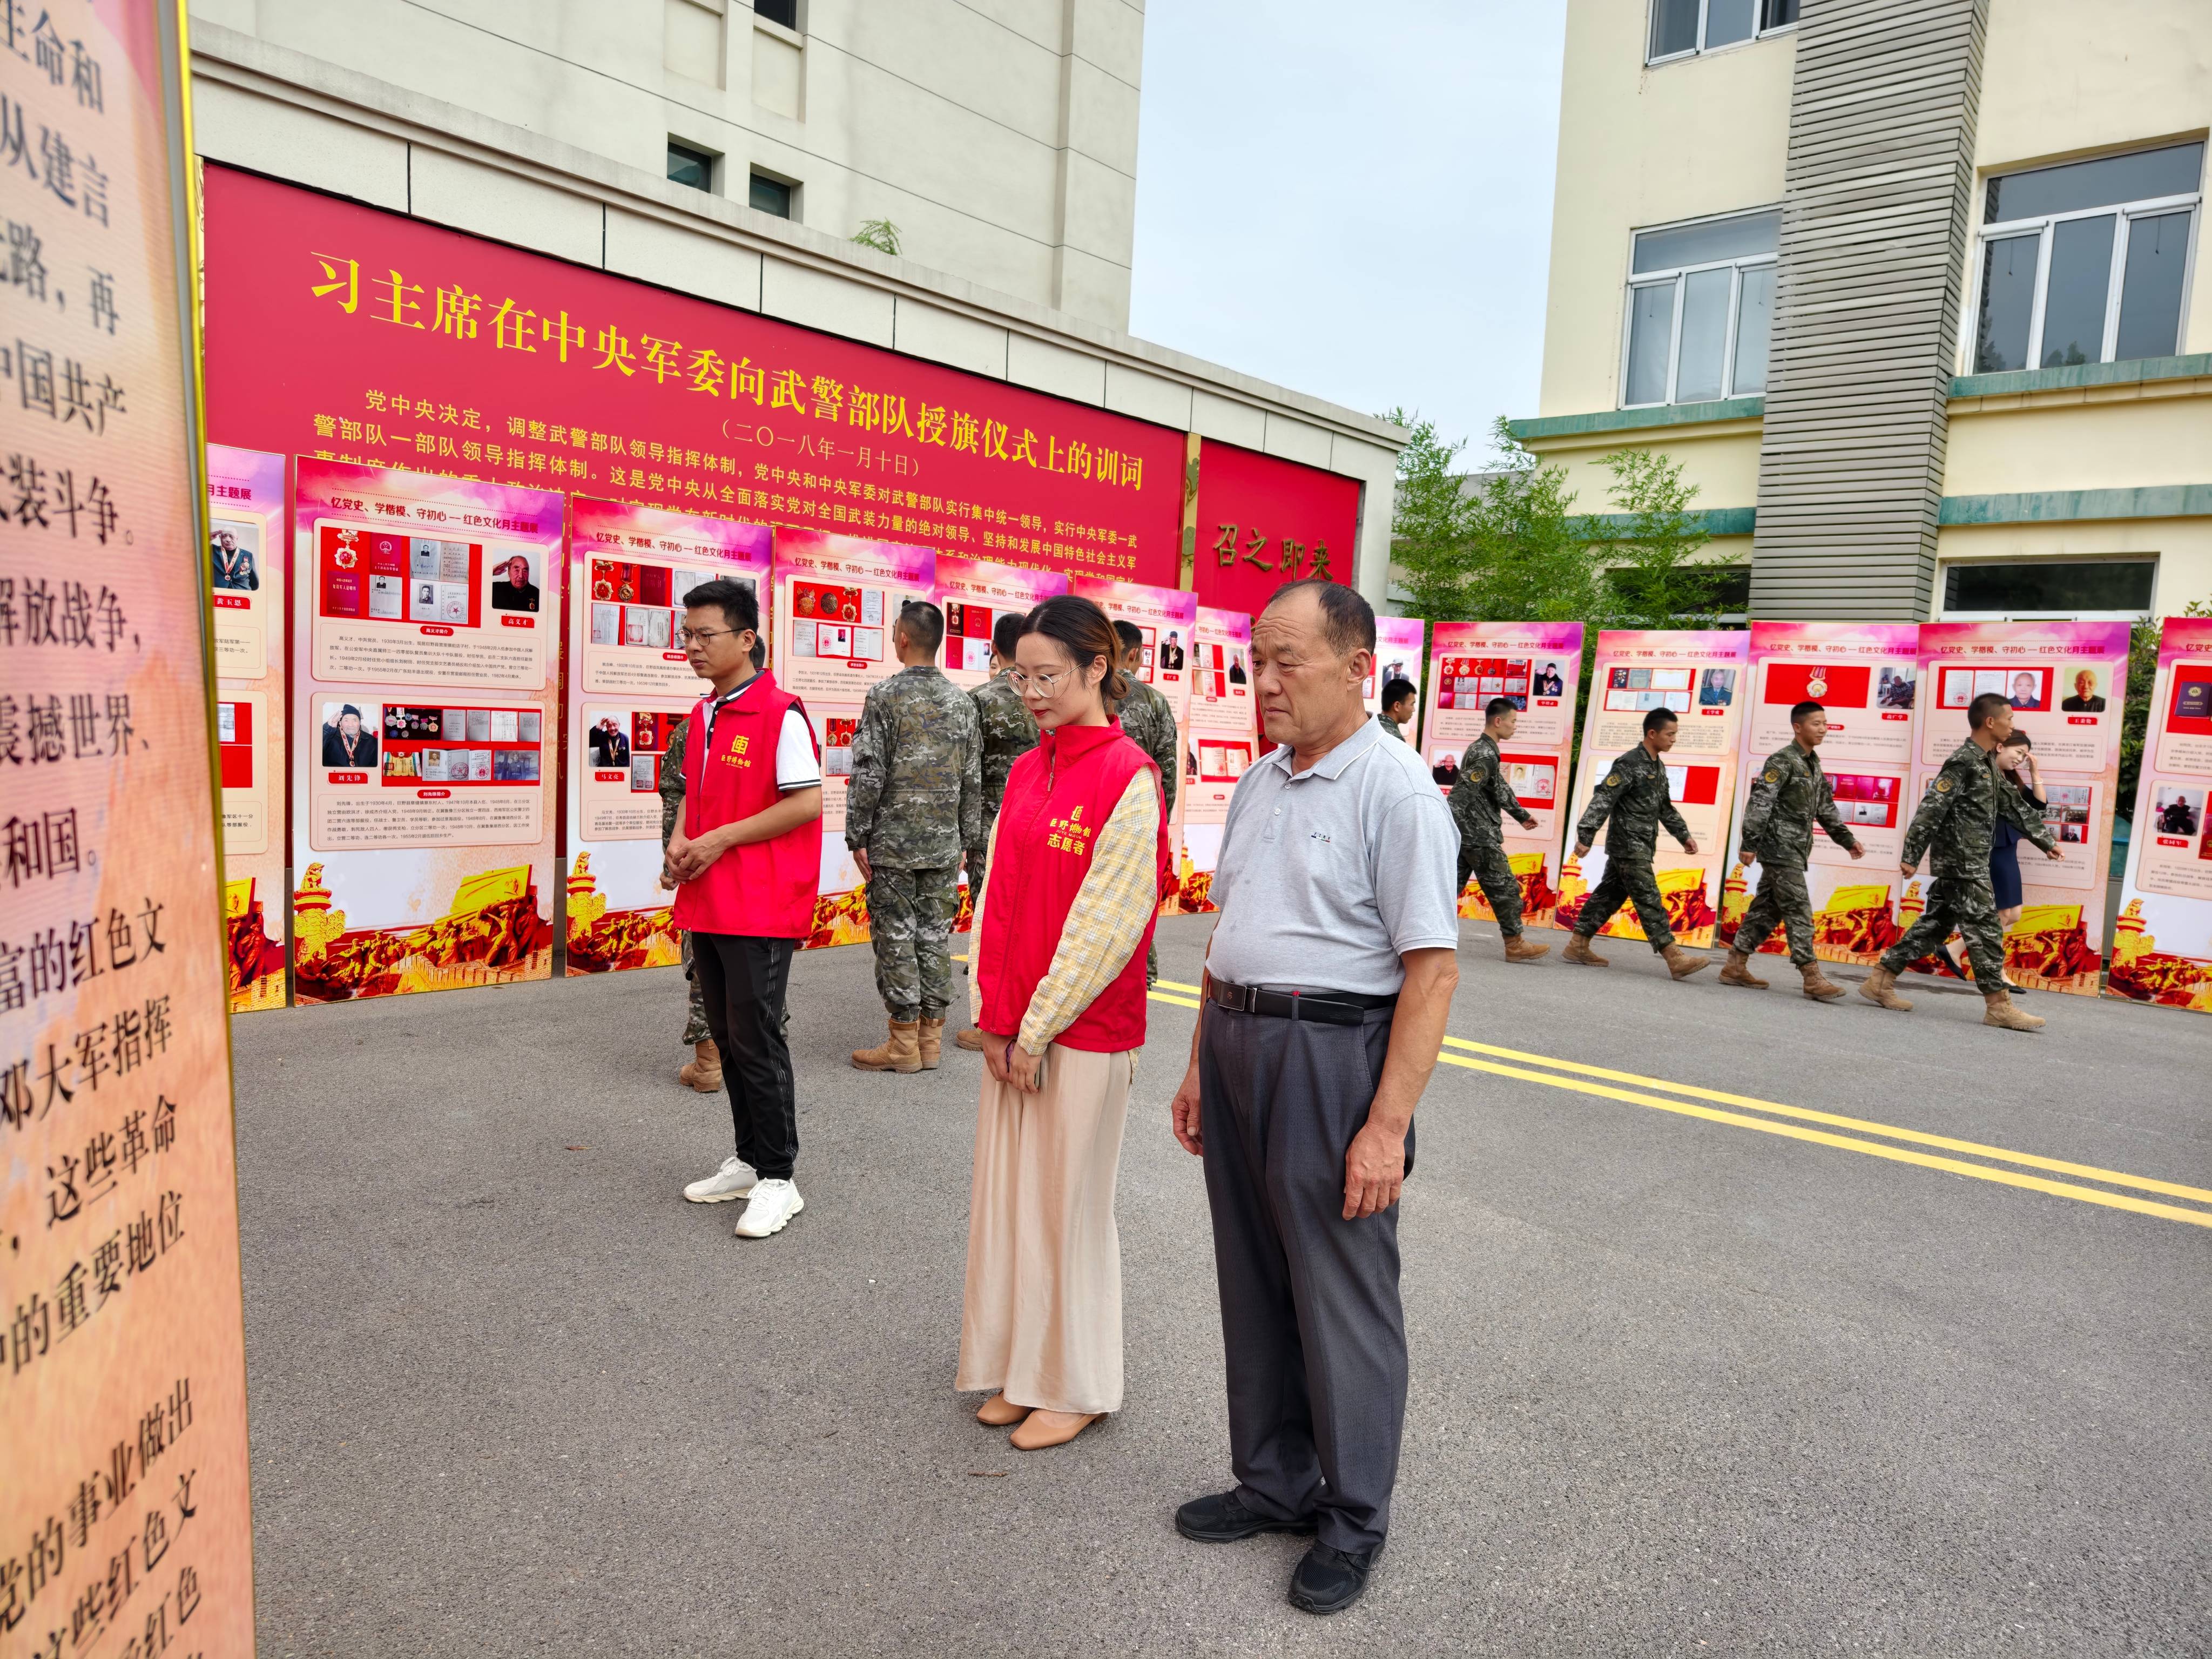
1880 739 2055 986
1113 675 1179 984
657 717 713 1046
1449 733 1538 938
847 664 982 1021
966 667 1038 900
1573 745 1693 952
1377 713 1404 741
1734 742 1859 966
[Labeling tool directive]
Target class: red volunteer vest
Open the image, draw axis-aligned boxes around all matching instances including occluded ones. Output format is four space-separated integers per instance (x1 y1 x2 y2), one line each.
975 719 1170 1053
670 672 822 940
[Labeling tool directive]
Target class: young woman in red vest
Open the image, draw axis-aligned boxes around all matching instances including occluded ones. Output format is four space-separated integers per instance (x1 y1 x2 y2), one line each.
959 596 1171 1450
666 578 825 1240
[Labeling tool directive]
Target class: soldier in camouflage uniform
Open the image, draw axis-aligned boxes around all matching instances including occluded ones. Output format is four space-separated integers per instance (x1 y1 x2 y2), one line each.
1721 699 1864 1001
957 611 1040 1053
847 600 982 1073
1862 693 2058 1031
1112 622 1179 987
656 714 721 1092
1564 706 1710 979
1377 676 1417 741
1448 696 1549 962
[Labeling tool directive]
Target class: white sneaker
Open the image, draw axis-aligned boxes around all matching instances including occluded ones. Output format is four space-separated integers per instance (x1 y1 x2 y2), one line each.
733 1178 804 1238
683 1155 758 1204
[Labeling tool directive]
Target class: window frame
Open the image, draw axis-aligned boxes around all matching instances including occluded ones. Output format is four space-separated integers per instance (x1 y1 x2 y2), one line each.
1617 208 1781 409
1646 0 1798 66
1935 557 2159 623
1971 168 2201 374
666 138 720 195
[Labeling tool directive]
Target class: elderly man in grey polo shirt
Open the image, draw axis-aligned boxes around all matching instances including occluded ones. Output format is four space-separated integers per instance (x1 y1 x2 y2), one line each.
1168 579 1461 1616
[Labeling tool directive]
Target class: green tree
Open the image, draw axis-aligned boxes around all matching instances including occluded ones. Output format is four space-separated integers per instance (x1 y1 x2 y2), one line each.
1581 448 1729 628
851 219 902 256
1379 408 1481 622
1462 419 1605 624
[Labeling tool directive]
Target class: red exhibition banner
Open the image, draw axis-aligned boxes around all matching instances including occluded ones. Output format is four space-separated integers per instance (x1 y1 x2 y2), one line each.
1171 606 1256 913
2110 619 2212 1010
1908 623 2129 995
208 444 289 1010
289 458 567 1001
1191 436 1362 614
564 498 773 975
1720 623 1922 967
1424 622 1584 928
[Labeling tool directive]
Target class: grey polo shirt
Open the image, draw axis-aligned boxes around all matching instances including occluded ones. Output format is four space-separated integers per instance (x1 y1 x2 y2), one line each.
1205 715 1461 996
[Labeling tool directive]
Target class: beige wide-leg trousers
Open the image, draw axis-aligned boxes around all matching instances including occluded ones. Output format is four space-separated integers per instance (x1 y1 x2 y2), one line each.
956 1044 1133 1415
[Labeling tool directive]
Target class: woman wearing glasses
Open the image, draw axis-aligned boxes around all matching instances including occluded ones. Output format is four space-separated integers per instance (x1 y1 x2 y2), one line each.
959 595 1170 1450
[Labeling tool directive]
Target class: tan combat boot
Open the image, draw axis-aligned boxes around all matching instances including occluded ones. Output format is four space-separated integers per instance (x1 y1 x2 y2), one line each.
1858 965 1912 1011
916 1017 945 1069
1799 962 1846 1002
1561 933 1609 967
1718 950 1768 989
1662 944 1711 980
852 1020 922 1074
1502 934 1551 963
1982 992 2045 1032
955 1027 987 1053
678 1039 721 1092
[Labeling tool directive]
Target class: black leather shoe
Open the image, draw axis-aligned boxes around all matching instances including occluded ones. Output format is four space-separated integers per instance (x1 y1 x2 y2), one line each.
1174 1489 1318 1543
1289 1541 1382 1614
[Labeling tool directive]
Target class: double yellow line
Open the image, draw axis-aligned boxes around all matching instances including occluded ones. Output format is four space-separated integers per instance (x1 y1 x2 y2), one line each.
1147 977 2212 1231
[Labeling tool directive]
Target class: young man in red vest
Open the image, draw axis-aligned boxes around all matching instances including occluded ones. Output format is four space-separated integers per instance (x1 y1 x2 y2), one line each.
666 578 824 1239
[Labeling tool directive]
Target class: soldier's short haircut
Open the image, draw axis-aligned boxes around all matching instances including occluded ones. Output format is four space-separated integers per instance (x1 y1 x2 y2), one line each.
1112 619 1145 655
1265 577 1375 659
991 612 1024 660
1967 691 2012 730
683 578 759 637
1642 706 1679 734
898 598 946 656
1382 678 1417 709
1483 696 1516 720
1790 699 1825 721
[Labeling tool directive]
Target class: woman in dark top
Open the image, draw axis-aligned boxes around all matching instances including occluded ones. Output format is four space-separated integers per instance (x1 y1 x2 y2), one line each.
1946 731 2040 990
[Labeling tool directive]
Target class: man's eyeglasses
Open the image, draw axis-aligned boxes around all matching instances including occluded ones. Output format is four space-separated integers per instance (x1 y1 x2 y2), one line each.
678 626 744 647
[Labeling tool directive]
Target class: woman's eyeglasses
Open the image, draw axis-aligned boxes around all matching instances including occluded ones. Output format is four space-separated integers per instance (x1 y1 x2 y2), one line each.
1007 669 1071 695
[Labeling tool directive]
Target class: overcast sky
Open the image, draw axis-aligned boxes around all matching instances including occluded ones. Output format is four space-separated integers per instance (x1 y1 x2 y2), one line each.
1128 0 1567 468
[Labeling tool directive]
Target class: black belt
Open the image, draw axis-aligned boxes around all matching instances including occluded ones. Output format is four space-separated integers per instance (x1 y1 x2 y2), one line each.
1208 980 1398 1026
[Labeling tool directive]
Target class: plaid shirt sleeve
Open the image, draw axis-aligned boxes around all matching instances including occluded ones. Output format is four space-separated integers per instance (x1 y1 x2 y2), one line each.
1017 768 1161 1055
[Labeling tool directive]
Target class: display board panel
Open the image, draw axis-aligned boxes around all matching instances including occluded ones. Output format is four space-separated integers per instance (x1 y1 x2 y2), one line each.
1073 576 1198 723
208 444 290 1010
289 458 565 1001
1424 622 1584 930
930 555 1067 690
1903 623 2128 995
1559 630 1750 949
2110 619 2212 1010
770 530 936 946
2 6 259 1653
1169 606 1256 914
565 497 772 975
1367 615 1427 743
1718 623 1921 967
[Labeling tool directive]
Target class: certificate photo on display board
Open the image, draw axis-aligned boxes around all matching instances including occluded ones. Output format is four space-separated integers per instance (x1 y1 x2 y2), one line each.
1560 630 1749 949
1904 622 2129 996
291 460 565 1003
1424 622 1584 929
2109 619 2212 1010
1072 576 1198 723
564 498 774 975
208 444 291 1010
1720 624 1923 967
1170 606 1258 915
771 530 937 947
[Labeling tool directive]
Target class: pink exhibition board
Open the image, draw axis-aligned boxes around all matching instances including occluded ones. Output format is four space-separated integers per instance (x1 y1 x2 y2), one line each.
1424 622 1584 929
1073 576 1199 723
1173 607 1257 914
2109 618 2212 1011
1561 630 1751 950
770 529 938 947
289 458 567 1002
208 444 291 1010
565 498 773 975
1721 623 1922 967
1905 623 2129 996
1367 616 1429 744
932 555 1069 690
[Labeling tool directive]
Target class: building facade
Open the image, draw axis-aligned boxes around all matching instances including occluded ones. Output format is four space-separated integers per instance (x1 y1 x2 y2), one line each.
1517 0 2210 623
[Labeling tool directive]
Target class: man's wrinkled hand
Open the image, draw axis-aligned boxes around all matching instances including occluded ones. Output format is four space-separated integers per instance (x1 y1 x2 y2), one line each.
1170 1063 1204 1156
1342 1120 1405 1220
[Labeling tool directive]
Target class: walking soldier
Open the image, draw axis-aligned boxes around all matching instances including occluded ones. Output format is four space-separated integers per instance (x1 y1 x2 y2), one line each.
1563 707 1710 979
1449 697 1549 962
1721 699 1864 1000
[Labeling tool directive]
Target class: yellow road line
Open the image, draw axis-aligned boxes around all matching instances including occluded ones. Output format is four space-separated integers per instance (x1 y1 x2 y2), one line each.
1435 1051 2212 1230
1148 990 1202 1009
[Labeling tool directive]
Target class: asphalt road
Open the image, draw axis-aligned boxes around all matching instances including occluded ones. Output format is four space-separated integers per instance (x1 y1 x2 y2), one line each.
231 916 2212 1656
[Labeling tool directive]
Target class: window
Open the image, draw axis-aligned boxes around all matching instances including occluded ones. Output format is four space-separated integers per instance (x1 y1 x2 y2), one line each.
667 140 716 193
748 170 794 220
1648 0 1796 62
1940 559 2156 620
754 0 798 28
1972 143 2202 374
1622 210 1779 407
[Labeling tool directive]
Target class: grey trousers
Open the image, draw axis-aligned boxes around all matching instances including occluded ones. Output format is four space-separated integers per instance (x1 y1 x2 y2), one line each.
1198 1002 1412 1554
